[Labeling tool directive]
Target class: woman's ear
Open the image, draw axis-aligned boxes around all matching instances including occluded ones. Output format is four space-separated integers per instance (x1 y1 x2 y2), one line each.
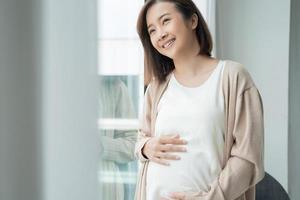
191 13 198 30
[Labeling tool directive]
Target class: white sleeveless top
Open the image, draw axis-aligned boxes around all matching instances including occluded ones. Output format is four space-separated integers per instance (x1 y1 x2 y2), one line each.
146 60 226 200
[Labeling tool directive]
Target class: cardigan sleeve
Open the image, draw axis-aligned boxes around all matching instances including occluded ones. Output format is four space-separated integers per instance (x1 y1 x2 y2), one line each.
134 83 153 162
188 86 265 200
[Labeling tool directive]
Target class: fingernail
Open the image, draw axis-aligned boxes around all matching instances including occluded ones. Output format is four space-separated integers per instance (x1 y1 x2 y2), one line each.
182 140 188 144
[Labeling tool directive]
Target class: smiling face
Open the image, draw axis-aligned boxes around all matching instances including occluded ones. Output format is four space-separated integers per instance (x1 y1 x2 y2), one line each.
146 1 198 59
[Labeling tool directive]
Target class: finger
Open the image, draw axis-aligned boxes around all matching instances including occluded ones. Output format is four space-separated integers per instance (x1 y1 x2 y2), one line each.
160 137 188 145
161 144 187 152
164 133 180 138
160 134 179 143
152 157 170 166
156 152 181 160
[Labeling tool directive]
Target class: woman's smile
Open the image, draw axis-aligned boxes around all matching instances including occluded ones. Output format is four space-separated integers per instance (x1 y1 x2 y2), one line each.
162 38 176 49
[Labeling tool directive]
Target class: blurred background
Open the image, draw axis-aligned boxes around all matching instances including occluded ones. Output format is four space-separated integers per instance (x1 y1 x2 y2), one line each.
0 0 299 200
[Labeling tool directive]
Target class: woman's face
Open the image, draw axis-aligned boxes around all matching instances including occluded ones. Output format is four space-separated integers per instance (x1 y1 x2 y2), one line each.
146 2 197 59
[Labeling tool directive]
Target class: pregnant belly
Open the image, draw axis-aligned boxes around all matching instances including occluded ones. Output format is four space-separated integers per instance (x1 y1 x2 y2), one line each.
146 153 221 200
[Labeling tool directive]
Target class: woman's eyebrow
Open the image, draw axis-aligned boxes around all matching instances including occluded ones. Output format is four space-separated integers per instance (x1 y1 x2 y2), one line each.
147 13 171 29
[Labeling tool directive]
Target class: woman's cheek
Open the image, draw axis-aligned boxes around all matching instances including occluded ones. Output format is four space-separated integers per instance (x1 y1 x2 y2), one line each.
150 39 159 51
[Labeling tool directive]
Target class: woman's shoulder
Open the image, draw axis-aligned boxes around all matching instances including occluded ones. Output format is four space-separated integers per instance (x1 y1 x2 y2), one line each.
145 77 158 93
223 60 250 77
146 73 170 93
222 59 257 91
144 76 161 101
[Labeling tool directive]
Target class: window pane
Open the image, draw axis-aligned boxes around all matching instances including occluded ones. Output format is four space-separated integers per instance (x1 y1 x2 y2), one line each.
97 0 144 199
98 76 139 200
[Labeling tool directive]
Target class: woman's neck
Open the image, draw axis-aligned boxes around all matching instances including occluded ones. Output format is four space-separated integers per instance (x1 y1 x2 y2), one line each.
173 54 217 78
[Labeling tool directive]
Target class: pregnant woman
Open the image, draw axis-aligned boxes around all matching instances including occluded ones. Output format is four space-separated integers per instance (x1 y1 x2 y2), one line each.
135 0 265 200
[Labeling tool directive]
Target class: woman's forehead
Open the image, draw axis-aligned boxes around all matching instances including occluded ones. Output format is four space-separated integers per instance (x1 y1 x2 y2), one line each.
146 2 177 25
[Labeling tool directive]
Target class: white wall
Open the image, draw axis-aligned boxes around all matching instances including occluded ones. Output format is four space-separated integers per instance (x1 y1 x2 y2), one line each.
0 0 100 199
216 0 290 190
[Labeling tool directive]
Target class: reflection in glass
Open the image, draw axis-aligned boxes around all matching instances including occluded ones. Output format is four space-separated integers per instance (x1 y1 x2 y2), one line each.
98 76 138 200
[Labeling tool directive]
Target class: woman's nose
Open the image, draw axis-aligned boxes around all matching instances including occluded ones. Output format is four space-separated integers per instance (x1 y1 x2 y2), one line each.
158 30 168 41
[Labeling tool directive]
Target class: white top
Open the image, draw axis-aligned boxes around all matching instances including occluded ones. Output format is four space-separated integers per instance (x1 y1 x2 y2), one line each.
146 60 226 200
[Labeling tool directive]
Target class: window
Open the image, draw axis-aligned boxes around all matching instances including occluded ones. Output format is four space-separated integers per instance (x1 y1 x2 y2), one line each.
97 0 144 199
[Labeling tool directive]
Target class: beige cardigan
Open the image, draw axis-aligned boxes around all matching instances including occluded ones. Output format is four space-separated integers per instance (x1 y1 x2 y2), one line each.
134 60 265 200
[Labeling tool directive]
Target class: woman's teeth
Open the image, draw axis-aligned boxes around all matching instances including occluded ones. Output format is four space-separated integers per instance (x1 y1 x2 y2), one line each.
163 39 175 48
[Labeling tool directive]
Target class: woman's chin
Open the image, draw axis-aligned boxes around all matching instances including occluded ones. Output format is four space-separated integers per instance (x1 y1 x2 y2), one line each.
162 50 177 60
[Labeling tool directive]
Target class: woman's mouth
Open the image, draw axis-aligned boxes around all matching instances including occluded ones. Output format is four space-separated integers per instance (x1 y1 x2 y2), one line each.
162 39 175 49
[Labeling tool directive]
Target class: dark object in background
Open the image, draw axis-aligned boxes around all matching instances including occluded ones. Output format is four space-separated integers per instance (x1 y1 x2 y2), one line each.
256 172 290 200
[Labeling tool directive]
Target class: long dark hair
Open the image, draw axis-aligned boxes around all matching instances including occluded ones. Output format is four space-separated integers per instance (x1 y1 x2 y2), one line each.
137 0 213 84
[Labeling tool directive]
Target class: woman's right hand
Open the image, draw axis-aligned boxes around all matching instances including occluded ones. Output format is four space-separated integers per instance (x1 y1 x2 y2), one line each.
142 134 188 165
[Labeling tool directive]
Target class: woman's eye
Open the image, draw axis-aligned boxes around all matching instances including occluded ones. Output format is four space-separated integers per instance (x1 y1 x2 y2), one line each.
149 29 155 35
163 18 170 24
148 19 170 35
